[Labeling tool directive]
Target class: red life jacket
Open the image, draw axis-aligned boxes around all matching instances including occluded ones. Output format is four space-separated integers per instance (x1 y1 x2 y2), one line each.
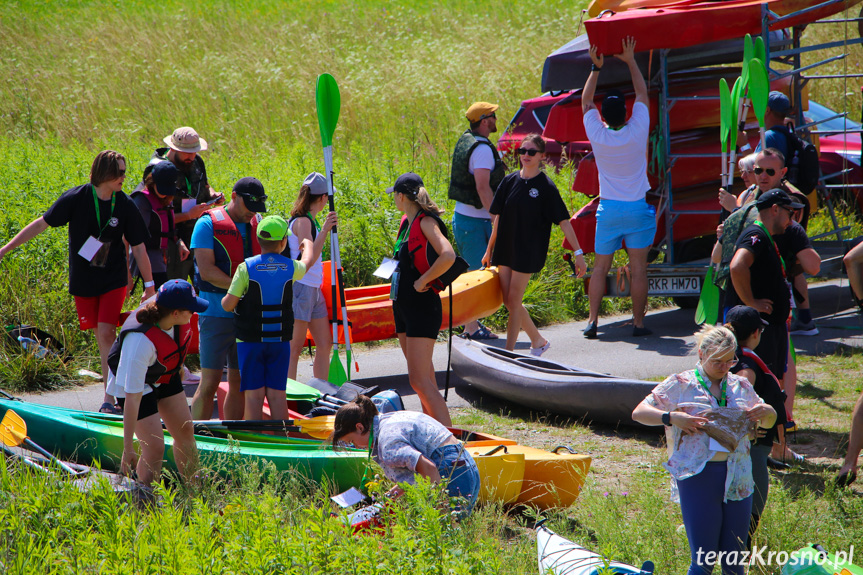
132 189 174 251
108 318 192 386
403 211 449 293
195 207 261 293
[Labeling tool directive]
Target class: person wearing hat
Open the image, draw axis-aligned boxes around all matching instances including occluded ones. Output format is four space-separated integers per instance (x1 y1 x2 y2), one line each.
286 172 338 382
189 177 266 420
129 161 189 289
725 305 788 548
221 215 324 420
135 126 224 283
447 100 505 341
582 37 655 339
0 150 155 415
728 189 804 385
106 279 209 485
388 172 456 426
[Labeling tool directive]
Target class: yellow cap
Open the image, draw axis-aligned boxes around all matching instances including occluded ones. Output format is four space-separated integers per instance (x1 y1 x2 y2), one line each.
465 102 499 123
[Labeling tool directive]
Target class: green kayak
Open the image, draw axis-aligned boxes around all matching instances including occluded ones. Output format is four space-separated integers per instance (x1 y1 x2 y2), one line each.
0 399 366 490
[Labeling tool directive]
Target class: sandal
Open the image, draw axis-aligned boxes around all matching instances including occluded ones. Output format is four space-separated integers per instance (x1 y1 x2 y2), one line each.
467 323 499 340
99 402 122 415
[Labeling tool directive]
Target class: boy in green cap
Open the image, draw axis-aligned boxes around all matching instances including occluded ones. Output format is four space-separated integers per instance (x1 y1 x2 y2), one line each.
222 215 322 420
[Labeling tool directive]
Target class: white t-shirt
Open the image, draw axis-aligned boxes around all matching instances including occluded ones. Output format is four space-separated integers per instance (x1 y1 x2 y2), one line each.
105 330 167 398
288 217 323 288
454 139 494 219
583 101 651 202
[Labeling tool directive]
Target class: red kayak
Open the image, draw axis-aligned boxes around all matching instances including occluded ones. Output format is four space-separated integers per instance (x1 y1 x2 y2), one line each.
585 0 775 55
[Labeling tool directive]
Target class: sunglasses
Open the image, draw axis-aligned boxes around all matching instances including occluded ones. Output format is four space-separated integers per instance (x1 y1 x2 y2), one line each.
480 112 496 120
753 167 776 177
517 148 539 157
241 194 267 203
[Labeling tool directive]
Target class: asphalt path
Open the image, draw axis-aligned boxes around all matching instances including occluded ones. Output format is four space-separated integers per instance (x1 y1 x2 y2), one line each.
21 279 863 416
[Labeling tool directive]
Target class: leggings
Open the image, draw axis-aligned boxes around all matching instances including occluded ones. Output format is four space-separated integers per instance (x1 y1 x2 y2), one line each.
677 461 753 575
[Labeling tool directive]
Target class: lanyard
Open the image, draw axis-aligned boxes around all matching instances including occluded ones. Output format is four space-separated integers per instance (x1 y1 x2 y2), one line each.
753 220 786 278
359 419 376 490
393 220 409 259
307 212 321 233
695 367 726 407
91 184 116 235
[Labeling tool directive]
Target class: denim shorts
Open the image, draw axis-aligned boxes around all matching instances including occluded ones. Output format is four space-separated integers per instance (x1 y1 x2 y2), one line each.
198 315 239 371
594 198 657 255
429 443 480 516
292 282 329 323
452 212 492 271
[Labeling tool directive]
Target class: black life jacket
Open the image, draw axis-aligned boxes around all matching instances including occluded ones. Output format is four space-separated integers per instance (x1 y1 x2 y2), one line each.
233 253 295 343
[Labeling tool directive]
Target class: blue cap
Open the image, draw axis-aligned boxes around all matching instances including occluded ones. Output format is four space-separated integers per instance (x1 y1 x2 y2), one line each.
151 161 181 197
156 280 209 313
767 91 791 117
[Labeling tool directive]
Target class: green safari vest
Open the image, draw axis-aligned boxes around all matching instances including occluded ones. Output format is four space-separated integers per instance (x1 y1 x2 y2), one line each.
448 130 506 209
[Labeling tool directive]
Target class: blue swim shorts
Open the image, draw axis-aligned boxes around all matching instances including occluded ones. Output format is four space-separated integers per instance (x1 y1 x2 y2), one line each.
237 341 292 392
594 198 657 255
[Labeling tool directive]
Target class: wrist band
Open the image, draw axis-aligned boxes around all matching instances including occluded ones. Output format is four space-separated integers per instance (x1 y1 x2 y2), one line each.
143 281 155 288
591 63 602 72
573 249 584 257
662 412 672 426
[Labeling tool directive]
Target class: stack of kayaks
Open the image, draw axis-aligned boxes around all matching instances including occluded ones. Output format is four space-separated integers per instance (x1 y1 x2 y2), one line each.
537 525 655 574
452 338 657 426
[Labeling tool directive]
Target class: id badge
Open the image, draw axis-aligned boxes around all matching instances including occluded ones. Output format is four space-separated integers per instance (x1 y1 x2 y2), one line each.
389 270 400 301
78 236 103 262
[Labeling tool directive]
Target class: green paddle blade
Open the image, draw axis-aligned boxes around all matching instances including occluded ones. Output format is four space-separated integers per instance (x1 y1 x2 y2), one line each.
730 77 742 146
284 378 324 402
741 34 753 88
695 267 719 326
315 73 341 148
749 58 769 127
754 35 766 65
719 78 731 154
329 351 348 387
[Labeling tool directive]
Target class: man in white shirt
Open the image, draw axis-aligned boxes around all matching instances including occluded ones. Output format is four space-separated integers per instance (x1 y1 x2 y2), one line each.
582 37 655 339
447 102 506 339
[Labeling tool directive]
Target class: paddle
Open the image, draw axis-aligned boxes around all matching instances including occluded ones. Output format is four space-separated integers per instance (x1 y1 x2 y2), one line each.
749 58 770 150
0 409 78 474
753 35 766 66
695 267 719 326
727 77 743 191
719 78 731 190
315 72 349 386
190 416 335 439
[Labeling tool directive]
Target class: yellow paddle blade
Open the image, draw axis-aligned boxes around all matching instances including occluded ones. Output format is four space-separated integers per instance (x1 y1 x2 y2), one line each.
297 415 335 440
0 409 28 447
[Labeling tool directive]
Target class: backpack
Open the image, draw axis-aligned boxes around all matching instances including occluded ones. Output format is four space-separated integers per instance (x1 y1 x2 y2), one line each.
713 202 760 290
782 125 820 195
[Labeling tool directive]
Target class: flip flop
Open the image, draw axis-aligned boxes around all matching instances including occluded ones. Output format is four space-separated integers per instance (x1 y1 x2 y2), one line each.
467 324 499 340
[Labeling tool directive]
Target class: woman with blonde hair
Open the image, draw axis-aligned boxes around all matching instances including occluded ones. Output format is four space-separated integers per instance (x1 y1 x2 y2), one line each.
386 172 455 425
632 325 776 575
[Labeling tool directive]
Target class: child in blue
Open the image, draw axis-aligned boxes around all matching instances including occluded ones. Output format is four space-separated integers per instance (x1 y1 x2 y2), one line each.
222 215 322 420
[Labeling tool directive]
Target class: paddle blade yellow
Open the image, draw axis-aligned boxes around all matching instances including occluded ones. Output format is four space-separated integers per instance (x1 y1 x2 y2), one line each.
298 415 335 440
0 409 27 447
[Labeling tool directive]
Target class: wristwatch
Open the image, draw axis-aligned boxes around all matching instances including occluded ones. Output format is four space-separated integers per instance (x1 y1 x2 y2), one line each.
662 412 672 426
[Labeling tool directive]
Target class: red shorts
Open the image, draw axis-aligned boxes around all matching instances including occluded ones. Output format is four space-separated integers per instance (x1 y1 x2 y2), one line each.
74 286 127 331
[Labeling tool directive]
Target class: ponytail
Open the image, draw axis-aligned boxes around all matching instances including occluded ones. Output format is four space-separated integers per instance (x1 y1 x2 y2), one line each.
410 186 444 216
331 395 378 445
135 301 175 325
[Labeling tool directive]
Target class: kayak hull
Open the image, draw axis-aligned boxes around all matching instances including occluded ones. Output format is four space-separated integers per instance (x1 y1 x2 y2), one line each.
537 525 650 574
452 338 656 426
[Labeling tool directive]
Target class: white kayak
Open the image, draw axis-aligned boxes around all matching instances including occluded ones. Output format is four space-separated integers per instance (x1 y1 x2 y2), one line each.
537 525 654 575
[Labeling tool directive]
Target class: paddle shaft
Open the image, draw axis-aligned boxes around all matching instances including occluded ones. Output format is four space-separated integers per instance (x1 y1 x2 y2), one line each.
1 442 49 473
22 437 78 474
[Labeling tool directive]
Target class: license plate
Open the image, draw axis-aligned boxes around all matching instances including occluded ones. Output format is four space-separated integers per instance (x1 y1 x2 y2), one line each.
647 275 701 295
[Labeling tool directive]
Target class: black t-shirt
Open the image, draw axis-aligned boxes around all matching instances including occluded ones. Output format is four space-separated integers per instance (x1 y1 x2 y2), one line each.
731 349 787 446
489 171 571 274
774 220 812 277
726 222 790 325
43 184 149 297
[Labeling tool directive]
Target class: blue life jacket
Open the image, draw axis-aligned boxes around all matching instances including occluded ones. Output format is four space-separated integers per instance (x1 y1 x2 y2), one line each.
234 252 295 342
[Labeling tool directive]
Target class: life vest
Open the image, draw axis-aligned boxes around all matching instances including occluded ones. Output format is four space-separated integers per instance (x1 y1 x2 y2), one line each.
447 130 505 208
285 214 318 259
194 206 261 294
400 211 450 293
107 313 191 387
131 188 175 251
233 253 295 342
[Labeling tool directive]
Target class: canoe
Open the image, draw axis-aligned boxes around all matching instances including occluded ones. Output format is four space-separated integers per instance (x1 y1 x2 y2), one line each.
782 545 863 575
584 0 774 55
308 266 503 345
542 31 787 93
587 0 863 24
465 444 526 505
0 399 366 490
451 338 657 426
537 525 655 574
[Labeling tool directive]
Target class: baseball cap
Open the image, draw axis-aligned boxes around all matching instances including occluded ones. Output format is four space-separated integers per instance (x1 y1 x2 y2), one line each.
755 188 805 211
602 89 627 127
385 172 424 197
233 177 268 213
151 161 182 197
156 280 209 313
303 172 329 196
726 305 768 336
465 102 499 123
257 215 290 241
163 127 208 154
767 91 791 117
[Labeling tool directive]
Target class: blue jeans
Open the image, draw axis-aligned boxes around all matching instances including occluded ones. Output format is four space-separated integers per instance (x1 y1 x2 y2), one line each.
429 443 480 517
677 461 753 575
452 212 492 271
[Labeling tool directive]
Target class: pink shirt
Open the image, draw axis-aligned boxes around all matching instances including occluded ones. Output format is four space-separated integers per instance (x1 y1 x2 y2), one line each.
645 367 763 503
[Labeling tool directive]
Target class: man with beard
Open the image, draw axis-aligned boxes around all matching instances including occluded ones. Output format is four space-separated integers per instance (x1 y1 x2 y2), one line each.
135 127 223 282
129 161 190 289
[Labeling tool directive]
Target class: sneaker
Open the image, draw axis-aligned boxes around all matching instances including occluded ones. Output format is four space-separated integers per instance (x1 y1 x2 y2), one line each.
632 326 653 337
789 317 819 336
530 341 551 357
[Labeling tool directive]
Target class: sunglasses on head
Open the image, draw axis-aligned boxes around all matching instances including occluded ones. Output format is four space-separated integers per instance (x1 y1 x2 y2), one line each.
517 148 539 157
753 167 776 177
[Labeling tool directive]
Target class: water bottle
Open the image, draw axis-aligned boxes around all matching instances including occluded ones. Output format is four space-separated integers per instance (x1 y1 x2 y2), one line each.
17 336 50 359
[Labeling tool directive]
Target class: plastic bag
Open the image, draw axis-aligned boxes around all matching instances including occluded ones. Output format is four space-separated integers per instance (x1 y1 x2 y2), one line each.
700 407 754 452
